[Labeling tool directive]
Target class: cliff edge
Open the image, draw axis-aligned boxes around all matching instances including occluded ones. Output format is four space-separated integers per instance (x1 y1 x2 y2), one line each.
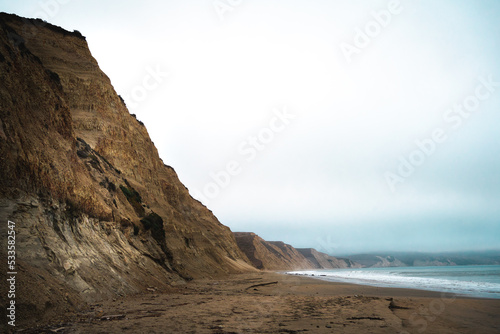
0 13 255 328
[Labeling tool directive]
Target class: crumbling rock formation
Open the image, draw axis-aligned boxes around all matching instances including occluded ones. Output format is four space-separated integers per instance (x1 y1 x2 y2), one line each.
0 13 255 327
234 232 359 270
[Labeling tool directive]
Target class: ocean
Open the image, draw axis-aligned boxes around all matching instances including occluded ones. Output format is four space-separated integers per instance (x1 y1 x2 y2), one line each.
287 265 500 299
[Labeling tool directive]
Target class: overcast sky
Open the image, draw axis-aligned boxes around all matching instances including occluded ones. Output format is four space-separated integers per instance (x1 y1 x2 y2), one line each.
2 0 499 255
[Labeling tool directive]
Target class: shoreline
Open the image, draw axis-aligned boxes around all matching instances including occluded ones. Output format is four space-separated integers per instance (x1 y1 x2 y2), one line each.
280 271 500 300
17 271 500 333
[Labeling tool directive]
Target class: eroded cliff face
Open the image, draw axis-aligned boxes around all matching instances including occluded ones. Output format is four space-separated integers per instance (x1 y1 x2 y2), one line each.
0 13 254 327
234 232 311 270
233 232 358 270
296 248 361 269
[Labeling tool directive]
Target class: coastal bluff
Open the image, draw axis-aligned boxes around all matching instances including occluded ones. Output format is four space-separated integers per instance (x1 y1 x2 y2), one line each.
0 13 256 327
234 232 360 270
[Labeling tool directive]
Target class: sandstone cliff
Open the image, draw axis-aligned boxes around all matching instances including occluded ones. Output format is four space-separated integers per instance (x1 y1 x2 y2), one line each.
0 13 255 328
234 232 357 270
296 248 361 269
233 232 311 270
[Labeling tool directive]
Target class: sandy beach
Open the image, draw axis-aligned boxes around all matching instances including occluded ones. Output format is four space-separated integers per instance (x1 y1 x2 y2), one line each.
18 271 500 334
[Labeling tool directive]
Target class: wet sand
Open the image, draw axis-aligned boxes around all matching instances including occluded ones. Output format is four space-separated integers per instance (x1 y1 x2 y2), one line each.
19 271 500 333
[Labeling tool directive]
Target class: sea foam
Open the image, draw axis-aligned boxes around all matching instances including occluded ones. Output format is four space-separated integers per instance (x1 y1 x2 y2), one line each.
287 265 500 299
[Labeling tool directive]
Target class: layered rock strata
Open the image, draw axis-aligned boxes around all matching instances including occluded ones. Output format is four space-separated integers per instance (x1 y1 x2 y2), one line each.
0 13 254 327
234 232 359 270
